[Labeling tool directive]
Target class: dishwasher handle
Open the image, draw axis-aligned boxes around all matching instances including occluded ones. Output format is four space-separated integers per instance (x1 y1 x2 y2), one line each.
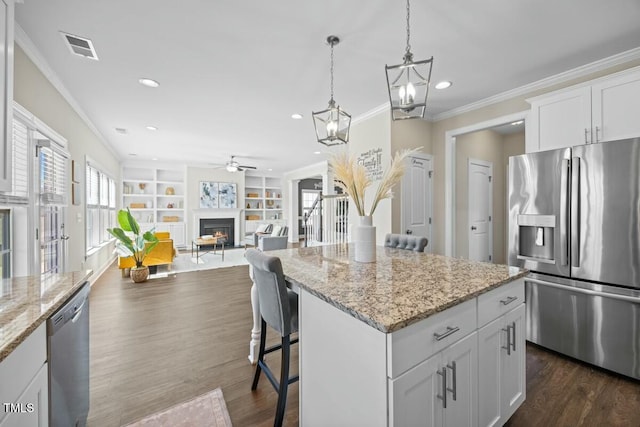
48 282 90 335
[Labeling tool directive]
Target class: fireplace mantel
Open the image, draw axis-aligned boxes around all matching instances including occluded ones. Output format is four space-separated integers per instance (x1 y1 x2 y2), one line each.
192 209 243 246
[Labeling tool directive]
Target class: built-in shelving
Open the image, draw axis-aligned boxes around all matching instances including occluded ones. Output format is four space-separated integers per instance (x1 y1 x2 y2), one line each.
122 165 187 247
244 174 285 233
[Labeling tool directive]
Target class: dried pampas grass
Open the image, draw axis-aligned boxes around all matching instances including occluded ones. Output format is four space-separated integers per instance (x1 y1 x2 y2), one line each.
329 147 420 217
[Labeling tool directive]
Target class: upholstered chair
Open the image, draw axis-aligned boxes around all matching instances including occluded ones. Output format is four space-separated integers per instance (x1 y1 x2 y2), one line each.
245 249 299 427
383 233 428 252
258 226 289 251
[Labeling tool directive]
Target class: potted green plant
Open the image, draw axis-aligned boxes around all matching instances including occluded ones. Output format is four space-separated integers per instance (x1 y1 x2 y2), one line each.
108 208 159 282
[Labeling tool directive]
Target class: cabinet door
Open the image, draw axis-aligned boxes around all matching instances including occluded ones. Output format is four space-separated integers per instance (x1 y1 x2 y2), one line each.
477 316 504 427
592 70 640 142
442 332 477 427
478 304 526 427
0 362 48 427
501 304 526 421
389 352 442 427
527 86 591 153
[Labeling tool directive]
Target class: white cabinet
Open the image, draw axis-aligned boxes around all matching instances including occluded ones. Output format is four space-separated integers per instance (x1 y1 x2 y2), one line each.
527 67 640 153
390 332 477 427
122 164 187 248
477 291 526 427
0 324 48 426
299 279 525 427
0 0 15 192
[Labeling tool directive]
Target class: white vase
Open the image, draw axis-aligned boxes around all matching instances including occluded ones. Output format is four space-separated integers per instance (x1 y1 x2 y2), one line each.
354 216 376 263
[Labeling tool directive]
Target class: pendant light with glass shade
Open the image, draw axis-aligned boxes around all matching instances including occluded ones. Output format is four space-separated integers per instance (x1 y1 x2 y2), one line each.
385 0 434 120
313 35 351 146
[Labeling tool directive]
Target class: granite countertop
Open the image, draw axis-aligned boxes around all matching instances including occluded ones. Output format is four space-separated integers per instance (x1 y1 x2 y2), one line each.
0 270 93 363
269 244 528 333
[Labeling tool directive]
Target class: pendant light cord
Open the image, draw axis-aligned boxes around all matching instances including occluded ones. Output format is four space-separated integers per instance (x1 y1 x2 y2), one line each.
405 0 411 55
330 40 335 102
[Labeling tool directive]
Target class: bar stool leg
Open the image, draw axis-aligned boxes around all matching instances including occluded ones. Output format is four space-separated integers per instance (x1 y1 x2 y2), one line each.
251 319 267 390
274 335 291 427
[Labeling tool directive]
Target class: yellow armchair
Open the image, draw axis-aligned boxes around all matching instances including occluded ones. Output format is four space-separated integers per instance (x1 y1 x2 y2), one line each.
118 232 176 274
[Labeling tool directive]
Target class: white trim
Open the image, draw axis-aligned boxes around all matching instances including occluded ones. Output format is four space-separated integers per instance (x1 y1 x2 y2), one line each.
13 101 67 147
14 24 121 159
351 103 389 125
433 47 640 121
444 110 529 257
88 255 118 287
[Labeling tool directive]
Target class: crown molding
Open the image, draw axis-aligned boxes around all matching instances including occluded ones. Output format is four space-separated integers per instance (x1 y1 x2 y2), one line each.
432 47 640 122
14 24 121 160
351 102 389 125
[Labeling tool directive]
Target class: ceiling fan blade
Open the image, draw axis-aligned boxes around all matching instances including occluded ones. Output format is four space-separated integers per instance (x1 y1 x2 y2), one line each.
239 165 257 170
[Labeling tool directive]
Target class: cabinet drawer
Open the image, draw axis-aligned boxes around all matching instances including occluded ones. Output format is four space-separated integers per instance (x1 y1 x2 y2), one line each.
477 279 525 327
387 298 477 378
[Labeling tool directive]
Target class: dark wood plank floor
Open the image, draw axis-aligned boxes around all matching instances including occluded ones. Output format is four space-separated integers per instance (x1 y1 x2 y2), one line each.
88 257 639 426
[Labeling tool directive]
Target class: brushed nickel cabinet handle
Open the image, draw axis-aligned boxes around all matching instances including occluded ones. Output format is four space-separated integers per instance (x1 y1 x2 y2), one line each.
500 296 518 305
437 367 447 408
502 325 512 356
446 361 457 401
434 326 460 341
511 321 516 352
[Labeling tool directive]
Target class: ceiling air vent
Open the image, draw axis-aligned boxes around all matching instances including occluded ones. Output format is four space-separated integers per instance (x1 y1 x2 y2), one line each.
60 32 99 60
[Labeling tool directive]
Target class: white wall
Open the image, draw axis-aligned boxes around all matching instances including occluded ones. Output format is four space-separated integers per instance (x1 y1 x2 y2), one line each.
14 45 121 277
348 111 392 243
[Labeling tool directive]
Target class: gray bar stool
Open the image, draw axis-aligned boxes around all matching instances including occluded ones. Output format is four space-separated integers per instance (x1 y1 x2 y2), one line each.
245 249 299 427
384 233 428 252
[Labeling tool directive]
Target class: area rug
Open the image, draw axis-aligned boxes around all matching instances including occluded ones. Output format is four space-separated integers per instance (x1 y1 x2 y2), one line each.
123 388 233 427
149 249 249 278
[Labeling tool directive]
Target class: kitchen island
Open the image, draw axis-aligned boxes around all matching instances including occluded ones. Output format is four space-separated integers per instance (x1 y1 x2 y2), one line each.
0 270 92 426
253 244 528 426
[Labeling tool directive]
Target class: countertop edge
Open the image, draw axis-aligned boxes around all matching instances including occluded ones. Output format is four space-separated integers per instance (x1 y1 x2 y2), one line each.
293 269 529 333
0 271 93 364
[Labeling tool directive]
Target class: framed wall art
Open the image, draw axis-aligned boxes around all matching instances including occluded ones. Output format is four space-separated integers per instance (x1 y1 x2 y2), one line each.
199 181 237 208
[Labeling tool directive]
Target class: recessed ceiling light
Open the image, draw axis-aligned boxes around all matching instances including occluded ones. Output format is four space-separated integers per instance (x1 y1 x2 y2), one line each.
139 78 160 88
511 120 524 126
435 81 452 90
291 113 303 119
152 157 158 161
313 151 321 155
146 126 158 131
268 168 273 171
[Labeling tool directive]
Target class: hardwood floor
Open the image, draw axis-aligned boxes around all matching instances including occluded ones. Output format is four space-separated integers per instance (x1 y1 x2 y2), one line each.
87 258 298 426
88 258 639 426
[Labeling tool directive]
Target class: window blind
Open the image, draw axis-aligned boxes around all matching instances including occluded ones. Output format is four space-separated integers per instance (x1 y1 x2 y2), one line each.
39 141 68 205
8 118 29 200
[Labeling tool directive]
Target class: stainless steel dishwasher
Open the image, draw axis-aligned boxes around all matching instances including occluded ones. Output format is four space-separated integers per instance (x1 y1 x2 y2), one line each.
47 282 90 427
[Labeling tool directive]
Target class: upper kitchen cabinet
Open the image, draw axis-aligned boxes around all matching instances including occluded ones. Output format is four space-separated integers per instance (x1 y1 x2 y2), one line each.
526 67 640 153
0 0 15 193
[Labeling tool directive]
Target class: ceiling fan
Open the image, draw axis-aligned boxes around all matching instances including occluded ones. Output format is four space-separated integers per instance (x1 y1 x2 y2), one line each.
221 155 257 172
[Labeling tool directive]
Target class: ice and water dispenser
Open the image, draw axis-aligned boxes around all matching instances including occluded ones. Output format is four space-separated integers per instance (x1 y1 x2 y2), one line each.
516 214 556 264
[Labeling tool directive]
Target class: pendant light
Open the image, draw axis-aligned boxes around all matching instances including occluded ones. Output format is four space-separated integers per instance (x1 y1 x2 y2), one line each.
385 0 434 120
313 35 351 146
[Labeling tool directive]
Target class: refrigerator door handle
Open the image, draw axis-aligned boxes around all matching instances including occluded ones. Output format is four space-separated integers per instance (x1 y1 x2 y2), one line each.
526 277 640 304
559 159 569 266
571 157 580 268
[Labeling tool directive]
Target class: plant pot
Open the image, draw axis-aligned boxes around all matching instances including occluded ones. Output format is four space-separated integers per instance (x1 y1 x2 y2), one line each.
130 266 150 283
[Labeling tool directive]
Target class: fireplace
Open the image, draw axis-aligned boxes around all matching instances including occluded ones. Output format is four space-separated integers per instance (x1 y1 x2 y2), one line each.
200 218 234 247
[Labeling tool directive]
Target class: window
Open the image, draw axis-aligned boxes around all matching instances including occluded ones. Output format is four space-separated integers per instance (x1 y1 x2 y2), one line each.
86 160 116 252
302 190 321 218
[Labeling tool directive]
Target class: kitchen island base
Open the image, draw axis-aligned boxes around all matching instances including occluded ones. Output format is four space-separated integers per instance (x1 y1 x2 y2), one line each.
299 279 526 427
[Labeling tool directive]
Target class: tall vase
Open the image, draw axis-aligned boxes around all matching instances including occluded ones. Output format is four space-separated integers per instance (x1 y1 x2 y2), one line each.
354 216 376 263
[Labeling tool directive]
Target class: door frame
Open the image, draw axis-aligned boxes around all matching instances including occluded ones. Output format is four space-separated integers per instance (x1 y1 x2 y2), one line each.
401 152 433 252
467 158 493 261
444 110 529 257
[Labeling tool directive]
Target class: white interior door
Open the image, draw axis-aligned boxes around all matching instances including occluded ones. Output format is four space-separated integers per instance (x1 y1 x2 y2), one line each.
401 154 433 251
468 158 493 262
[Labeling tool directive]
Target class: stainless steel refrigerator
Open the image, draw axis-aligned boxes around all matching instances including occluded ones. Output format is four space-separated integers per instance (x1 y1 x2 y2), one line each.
508 137 640 380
